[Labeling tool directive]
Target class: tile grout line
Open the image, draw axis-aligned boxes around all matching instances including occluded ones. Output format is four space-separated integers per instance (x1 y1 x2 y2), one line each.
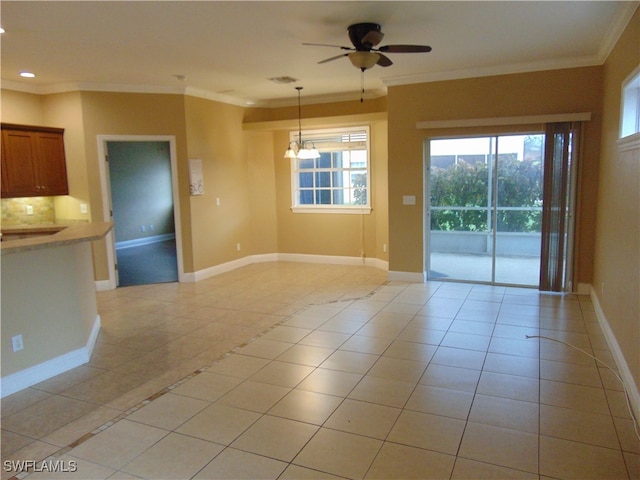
7 280 391 479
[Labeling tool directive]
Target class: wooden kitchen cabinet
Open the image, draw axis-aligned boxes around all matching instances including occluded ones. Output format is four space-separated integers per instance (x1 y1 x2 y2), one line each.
1 123 69 198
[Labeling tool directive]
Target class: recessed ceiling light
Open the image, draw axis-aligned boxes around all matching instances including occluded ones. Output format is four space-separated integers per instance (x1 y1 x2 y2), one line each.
20 71 36 78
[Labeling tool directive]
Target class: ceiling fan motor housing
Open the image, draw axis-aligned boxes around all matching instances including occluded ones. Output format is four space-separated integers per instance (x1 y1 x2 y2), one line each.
348 23 384 50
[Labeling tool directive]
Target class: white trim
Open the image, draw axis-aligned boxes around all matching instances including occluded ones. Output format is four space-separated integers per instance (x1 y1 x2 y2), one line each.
290 126 371 214
417 113 591 130
115 233 176 250
590 286 640 421
95 279 113 292
97 135 186 286
598 2 640 65
388 271 427 283
617 132 640 153
620 65 640 139
383 56 601 88
189 256 264 283
291 206 372 215
1 315 101 398
182 253 388 283
277 253 384 269
0 81 386 109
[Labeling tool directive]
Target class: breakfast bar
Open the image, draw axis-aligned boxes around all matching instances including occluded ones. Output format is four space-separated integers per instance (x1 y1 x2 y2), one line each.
1 222 112 397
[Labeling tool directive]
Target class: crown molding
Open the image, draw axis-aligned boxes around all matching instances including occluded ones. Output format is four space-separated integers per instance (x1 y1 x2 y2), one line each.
383 55 602 88
597 1 640 63
0 79 386 108
0 80 190 96
383 2 639 88
257 87 387 108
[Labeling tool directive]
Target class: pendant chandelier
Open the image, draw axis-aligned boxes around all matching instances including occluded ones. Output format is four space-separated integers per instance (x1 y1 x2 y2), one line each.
283 87 320 160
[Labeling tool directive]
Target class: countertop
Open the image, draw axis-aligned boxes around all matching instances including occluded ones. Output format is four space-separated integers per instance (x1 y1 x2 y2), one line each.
1 222 113 255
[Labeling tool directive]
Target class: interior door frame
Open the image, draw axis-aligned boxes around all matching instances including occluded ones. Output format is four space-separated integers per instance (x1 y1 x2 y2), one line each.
97 135 185 289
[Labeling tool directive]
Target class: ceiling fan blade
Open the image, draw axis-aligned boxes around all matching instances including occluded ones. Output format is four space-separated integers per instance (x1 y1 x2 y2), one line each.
378 44 432 53
318 53 349 64
376 54 393 67
361 30 384 48
303 43 353 51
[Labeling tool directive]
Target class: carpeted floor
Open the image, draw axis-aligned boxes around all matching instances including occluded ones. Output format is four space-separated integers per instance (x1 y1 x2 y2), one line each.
116 239 178 286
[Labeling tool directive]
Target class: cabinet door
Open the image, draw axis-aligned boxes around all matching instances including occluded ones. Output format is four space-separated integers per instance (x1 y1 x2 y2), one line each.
35 131 69 195
1 125 69 198
1 129 39 197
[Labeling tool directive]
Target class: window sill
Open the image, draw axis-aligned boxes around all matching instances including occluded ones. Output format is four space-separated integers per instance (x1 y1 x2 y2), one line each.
291 206 372 215
618 132 640 152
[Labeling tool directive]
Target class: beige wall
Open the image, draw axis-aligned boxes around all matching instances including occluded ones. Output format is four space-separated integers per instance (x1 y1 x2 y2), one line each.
1 92 87 218
594 6 639 390
1 89 45 124
42 92 92 223
387 67 604 280
184 96 255 270
261 115 388 263
1 242 98 377
77 91 192 278
246 130 279 255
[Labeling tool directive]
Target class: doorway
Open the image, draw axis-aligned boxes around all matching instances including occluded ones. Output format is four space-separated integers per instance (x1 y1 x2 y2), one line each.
98 136 183 289
426 134 545 287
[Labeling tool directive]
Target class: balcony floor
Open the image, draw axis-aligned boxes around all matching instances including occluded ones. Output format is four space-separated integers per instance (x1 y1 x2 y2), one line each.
429 252 541 287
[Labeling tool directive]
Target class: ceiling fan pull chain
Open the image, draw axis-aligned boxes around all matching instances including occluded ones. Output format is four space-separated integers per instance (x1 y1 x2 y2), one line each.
360 69 365 103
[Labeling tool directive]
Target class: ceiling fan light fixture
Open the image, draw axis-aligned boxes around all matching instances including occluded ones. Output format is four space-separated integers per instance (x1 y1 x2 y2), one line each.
348 51 379 70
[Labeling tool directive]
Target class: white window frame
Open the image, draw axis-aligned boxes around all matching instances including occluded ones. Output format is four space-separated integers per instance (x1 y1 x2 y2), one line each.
619 65 640 152
290 126 371 214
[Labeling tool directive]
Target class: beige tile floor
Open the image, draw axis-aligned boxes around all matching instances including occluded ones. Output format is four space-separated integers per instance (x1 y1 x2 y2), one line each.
2 262 639 479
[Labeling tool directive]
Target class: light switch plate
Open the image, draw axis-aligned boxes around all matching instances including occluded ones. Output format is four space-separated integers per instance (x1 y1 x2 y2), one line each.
402 195 416 205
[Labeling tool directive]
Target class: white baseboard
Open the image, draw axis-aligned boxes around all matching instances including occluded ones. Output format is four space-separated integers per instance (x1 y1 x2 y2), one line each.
388 270 426 283
184 253 387 283
590 286 640 420
95 279 114 291
188 255 275 282
1 315 102 398
277 253 383 268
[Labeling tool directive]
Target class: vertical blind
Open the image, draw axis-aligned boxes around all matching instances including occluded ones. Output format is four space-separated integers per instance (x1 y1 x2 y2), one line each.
539 122 579 292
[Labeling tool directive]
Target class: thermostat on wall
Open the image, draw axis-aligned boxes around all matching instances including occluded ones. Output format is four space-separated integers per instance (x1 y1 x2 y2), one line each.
189 159 204 195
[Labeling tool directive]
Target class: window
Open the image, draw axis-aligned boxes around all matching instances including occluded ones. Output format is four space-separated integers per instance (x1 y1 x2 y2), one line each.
621 66 640 138
291 127 371 214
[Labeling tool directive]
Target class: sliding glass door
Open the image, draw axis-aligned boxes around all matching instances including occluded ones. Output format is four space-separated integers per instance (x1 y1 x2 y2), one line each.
427 134 545 287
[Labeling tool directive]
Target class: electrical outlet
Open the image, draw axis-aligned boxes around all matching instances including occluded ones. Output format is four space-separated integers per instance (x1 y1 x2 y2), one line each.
26 205 34 215
80 203 88 214
236 243 241 251
216 197 221 206
148 224 154 231
12 334 24 352
141 225 146 233
383 243 387 253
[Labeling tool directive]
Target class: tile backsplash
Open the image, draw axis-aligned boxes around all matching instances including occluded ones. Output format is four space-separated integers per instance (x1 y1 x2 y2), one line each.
1 197 56 225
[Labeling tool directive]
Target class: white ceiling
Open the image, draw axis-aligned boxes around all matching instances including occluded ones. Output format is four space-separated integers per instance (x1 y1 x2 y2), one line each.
1 1 637 107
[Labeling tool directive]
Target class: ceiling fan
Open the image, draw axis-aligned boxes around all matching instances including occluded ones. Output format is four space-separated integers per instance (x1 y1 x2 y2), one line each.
304 22 432 71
